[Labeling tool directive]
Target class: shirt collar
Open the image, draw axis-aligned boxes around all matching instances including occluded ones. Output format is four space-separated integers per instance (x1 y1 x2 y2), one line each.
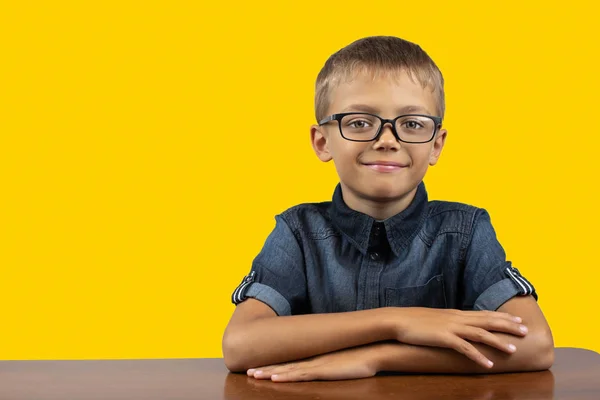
329 181 429 257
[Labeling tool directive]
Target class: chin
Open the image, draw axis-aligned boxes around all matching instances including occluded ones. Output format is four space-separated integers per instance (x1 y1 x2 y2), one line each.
361 183 412 202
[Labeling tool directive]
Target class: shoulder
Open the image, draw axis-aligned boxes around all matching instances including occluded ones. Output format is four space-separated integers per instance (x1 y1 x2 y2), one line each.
276 201 335 238
423 200 486 237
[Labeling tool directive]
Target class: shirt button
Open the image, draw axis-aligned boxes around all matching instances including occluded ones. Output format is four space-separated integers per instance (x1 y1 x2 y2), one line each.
373 225 382 236
370 252 381 261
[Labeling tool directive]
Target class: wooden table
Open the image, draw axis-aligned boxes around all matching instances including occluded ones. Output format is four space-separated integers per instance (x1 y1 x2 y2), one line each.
0 348 598 399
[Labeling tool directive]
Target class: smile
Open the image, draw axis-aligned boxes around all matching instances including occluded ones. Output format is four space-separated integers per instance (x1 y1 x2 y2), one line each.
362 162 408 173
363 164 406 172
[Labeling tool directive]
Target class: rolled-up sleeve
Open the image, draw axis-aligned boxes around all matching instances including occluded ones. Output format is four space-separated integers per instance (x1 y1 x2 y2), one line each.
462 209 537 311
230 214 307 316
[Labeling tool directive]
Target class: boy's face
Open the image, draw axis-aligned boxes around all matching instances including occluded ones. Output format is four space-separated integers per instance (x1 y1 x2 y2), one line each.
311 69 447 209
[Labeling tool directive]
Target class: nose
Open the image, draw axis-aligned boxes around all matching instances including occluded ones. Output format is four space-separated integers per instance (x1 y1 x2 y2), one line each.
373 122 401 151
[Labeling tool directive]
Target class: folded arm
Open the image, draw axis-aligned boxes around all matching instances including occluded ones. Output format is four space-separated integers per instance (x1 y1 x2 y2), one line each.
375 296 554 374
249 295 553 382
222 296 532 373
222 298 394 372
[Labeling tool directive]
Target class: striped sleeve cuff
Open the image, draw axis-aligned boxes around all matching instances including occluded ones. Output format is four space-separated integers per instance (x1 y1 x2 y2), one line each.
473 267 538 311
505 266 535 296
231 271 291 316
231 271 256 304
243 283 291 316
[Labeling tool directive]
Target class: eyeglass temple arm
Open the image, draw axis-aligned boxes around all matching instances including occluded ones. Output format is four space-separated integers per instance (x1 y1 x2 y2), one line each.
318 115 335 126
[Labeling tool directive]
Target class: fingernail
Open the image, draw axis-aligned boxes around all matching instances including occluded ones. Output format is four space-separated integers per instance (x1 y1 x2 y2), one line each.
520 325 528 333
247 369 256 375
514 317 522 323
254 370 263 376
271 374 279 380
487 360 494 368
508 344 516 352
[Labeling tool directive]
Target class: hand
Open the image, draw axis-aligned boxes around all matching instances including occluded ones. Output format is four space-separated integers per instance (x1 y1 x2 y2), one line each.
392 308 528 368
224 366 555 400
231 373 386 400
246 345 378 382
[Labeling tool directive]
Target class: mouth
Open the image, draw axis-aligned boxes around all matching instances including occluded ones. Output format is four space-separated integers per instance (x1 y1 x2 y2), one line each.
361 161 409 172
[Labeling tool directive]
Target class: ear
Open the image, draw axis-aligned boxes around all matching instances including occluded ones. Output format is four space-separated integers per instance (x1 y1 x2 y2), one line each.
429 128 447 166
310 124 333 162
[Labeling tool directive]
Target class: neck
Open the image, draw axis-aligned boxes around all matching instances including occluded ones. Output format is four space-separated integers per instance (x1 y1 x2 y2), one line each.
340 183 419 220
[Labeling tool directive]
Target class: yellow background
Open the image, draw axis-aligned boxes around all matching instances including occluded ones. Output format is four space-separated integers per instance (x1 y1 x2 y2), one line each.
1 1 598 360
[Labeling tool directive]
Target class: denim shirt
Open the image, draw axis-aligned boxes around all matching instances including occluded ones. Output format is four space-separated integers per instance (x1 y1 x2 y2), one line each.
231 181 537 316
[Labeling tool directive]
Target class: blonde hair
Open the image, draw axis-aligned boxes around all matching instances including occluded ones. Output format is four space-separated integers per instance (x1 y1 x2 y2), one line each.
315 36 445 122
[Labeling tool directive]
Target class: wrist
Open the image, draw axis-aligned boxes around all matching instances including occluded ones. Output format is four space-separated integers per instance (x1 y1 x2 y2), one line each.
379 306 404 341
367 341 398 373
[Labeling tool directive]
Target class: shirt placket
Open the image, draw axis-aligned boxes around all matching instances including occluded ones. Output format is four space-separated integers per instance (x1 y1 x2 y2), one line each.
356 222 387 310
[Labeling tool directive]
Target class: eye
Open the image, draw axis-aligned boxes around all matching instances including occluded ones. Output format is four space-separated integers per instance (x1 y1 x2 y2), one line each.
348 119 372 129
403 120 424 130
340 114 378 133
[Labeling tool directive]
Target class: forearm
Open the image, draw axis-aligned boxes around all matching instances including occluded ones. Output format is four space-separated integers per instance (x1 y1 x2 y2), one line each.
374 330 554 374
223 308 394 372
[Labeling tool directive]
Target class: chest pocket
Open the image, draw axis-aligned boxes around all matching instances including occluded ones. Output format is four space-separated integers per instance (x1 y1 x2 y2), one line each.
385 274 447 308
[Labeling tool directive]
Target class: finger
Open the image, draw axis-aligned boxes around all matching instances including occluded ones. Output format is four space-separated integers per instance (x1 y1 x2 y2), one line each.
460 327 517 355
464 310 522 323
247 365 275 377
271 367 318 382
449 337 494 369
488 311 523 323
251 371 272 380
247 363 282 376
472 316 528 337
252 363 298 379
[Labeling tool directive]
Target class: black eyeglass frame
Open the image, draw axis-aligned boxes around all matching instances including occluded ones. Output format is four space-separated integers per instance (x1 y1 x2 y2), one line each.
318 112 443 143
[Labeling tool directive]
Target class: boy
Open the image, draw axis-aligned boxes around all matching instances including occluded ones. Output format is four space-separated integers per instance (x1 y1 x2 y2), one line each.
222 36 554 382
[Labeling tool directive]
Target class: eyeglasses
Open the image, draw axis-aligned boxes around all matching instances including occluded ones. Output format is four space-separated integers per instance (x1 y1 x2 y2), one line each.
318 112 442 143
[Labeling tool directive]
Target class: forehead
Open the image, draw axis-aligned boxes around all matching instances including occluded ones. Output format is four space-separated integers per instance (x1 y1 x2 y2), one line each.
328 68 438 116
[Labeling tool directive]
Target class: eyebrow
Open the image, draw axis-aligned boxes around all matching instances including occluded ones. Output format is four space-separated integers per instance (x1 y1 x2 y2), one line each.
339 104 433 115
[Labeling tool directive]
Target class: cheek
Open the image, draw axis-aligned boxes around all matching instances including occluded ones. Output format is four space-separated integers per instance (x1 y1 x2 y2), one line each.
330 145 366 179
329 139 364 161
406 146 432 166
